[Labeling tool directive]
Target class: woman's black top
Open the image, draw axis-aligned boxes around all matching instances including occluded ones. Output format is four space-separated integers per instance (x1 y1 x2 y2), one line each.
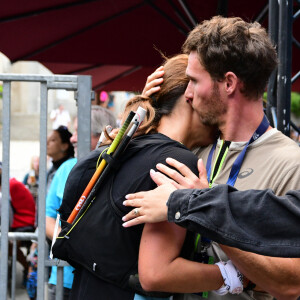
58 133 199 300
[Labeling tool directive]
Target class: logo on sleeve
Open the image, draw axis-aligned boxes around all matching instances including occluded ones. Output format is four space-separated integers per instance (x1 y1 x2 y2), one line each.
238 168 254 179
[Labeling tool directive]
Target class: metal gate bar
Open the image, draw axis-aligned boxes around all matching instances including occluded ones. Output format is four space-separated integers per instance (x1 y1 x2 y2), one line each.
0 74 92 300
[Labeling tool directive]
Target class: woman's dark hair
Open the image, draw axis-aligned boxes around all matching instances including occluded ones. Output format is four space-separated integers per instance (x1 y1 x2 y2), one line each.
123 54 189 135
55 126 75 158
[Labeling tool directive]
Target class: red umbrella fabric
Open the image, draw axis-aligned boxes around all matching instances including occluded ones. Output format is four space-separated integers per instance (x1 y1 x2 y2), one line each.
0 0 299 92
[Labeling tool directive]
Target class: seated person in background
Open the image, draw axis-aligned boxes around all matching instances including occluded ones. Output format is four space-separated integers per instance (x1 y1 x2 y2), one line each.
9 177 36 234
23 155 39 203
23 155 39 187
0 162 36 286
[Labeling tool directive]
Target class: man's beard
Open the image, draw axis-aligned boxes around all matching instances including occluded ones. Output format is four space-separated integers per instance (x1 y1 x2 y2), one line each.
199 82 227 126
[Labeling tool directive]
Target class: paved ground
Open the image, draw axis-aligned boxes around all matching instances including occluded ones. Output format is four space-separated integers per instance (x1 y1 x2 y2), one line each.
8 262 29 300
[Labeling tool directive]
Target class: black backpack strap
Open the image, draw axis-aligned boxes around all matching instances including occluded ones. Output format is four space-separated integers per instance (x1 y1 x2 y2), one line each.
101 152 120 170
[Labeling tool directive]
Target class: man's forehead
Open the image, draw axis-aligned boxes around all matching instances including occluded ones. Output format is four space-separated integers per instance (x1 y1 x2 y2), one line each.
186 53 205 75
188 52 204 66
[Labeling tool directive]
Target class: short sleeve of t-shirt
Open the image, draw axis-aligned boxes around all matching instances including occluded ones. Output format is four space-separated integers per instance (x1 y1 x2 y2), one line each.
46 158 77 218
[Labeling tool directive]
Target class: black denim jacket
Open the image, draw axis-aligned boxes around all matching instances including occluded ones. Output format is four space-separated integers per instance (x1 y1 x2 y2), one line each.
168 185 300 257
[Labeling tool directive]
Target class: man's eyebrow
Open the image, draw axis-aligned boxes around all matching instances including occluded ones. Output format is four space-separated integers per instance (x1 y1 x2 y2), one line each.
186 73 195 80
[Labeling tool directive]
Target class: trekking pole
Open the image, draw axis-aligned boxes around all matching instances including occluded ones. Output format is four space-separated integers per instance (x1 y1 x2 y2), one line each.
67 107 146 224
70 107 146 225
67 111 135 223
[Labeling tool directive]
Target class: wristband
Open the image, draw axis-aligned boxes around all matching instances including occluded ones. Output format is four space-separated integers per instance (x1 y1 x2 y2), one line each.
214 283 228 296
214 260 243 295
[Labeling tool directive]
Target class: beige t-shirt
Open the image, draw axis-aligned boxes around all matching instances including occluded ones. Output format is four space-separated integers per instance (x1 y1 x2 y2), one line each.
176 129 300 300
198 129 300 194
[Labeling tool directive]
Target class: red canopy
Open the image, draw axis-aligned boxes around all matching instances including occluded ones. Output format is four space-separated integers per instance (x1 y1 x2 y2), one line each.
0 0 299 91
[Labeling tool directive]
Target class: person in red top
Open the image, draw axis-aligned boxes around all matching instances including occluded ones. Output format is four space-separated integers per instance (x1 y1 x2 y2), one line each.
9 177 36 287
0 162 36 286
9 177 36 230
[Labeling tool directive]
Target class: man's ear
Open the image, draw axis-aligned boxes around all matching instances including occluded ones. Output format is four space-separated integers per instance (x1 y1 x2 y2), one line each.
224 72 238 96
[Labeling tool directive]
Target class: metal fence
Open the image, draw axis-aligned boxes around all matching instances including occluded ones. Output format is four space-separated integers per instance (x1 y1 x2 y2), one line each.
0 74 92 300
266 0 300 136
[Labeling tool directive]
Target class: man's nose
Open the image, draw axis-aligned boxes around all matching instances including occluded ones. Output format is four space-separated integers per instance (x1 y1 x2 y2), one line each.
185 81 193 100
70 132 77 143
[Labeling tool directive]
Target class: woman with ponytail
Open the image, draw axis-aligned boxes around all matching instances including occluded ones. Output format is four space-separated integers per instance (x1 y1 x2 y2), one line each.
58 54 219 299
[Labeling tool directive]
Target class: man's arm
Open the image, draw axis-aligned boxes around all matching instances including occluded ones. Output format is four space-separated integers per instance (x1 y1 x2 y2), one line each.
167 186 300 258
123 158 300 298
124 184 300 299
151 165 300 299
221 246 300 300
123 164 300 258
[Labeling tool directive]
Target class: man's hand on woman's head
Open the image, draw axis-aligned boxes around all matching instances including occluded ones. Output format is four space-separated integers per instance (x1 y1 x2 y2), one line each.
142 66 165 97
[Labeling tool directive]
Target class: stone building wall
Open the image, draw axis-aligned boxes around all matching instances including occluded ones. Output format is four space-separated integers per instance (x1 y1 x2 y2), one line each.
0 53 78 179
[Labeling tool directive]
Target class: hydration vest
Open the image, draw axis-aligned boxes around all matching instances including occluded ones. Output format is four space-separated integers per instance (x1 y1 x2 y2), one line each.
52 135 196 297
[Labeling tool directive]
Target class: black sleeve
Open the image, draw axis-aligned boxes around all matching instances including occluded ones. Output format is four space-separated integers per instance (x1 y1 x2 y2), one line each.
167 185 300 257
155 147 199 176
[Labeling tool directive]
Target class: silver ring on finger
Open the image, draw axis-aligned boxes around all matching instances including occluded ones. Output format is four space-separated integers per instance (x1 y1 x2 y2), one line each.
133 208 139 216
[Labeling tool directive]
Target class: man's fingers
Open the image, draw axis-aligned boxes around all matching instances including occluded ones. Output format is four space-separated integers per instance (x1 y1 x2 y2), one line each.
197 158 209 189
142 72 164 95
150 169 175 186
166 157 196 178
156 162 195 188
142 67 164 95
148 77 164 87
144 86 161 97
155 66 164 72
151 169 181 189
198 158 207 179
156 163 183 182
147 68 164 83
170 181 181 189
143 78 163 95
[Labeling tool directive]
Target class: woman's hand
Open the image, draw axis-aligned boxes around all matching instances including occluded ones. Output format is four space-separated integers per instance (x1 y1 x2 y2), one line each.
122 182 176 227
142 66 165 97
155 157 209 189
122 158 209 227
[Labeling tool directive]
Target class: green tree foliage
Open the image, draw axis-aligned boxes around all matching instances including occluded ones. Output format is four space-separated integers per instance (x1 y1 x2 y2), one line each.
263 92 300 117
291 92 300 117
